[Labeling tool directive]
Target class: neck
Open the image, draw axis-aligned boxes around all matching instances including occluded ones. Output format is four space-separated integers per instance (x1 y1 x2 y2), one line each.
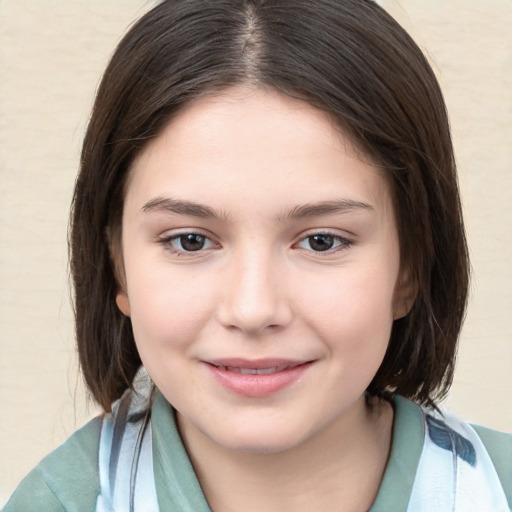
177 397 394 512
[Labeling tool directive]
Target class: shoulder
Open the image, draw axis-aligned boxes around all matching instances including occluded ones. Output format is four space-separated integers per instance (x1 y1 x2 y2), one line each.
387 398 511 512
472 422 512 453
471 423 512 507
420 408 512 510
3 415 102 512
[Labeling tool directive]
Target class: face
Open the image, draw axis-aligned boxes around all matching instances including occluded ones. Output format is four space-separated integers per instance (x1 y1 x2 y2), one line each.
117 87 411 454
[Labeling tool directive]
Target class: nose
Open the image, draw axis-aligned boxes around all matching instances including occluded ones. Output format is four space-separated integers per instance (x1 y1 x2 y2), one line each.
216 249 292 336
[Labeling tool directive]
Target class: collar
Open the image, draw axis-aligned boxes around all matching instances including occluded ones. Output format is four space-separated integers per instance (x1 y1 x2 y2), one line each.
151 392 425 511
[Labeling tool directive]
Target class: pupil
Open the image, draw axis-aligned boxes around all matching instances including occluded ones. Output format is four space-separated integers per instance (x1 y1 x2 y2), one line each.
181 234 205 251
309 234 334 251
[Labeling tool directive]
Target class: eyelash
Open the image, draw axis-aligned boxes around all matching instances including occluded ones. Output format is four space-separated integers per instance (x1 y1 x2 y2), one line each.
157 231 218 255
295 231 353 254
157 230 354 256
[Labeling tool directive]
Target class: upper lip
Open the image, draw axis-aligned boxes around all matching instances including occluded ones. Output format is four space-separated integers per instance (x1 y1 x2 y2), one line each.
204 358 311 370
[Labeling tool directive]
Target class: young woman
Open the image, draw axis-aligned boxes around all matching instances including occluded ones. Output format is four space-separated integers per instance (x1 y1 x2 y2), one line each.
4 1 511 511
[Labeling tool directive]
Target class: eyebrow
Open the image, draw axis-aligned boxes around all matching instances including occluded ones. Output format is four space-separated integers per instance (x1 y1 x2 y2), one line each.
279 199 374 221
141 196 373 222
142 197 230 220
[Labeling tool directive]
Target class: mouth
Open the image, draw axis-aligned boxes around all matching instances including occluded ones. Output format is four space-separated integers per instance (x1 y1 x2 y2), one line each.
210 364 299 375
203 358 314 397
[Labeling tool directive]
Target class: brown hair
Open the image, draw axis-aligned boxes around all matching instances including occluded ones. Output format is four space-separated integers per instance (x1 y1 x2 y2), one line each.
71 0 469 411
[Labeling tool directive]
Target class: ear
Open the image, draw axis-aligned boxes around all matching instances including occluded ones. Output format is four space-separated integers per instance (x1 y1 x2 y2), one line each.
393 268 417 320
116 290 131 317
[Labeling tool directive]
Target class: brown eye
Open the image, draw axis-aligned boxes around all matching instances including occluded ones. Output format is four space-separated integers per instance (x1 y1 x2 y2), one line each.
179 233 206 251
296 232 352 253
308 234 335 251
158 231 217 255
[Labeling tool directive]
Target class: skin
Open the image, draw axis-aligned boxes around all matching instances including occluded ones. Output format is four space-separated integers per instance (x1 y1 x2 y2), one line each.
116 86 413 511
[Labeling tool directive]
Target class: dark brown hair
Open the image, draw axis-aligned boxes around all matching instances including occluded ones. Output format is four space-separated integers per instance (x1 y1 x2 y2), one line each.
71 0 469 411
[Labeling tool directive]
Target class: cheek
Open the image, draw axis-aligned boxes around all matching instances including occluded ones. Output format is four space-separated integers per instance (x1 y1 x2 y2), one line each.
125 265 218 352
298 263 397 351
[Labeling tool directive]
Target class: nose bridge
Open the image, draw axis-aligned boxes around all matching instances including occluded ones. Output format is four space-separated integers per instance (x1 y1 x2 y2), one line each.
218 242 290 334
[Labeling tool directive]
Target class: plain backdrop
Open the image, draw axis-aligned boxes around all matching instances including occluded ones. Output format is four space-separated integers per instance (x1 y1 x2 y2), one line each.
1 0 511 504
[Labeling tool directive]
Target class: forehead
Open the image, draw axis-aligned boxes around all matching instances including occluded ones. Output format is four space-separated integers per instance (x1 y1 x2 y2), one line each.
126 87 393 218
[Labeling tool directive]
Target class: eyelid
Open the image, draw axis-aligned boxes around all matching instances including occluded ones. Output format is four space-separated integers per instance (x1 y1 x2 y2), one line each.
294 230 354 253
155 228 354 256
156 229 220 255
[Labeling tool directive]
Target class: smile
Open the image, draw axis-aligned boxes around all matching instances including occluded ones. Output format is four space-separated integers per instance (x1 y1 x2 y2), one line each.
203 359 313 397
212 365 293 375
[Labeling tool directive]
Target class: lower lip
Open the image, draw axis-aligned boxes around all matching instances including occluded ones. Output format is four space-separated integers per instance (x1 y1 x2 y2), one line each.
204 362 313 398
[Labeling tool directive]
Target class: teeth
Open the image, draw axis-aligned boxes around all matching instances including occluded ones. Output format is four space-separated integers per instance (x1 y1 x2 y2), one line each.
221 366 288 375
239 367 277 375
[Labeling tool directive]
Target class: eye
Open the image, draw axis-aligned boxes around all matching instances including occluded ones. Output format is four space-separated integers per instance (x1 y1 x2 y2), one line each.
296 232 352 253
158 232 217 254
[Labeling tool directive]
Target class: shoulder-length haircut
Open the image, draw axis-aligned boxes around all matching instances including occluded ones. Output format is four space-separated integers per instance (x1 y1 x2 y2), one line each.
71 0 469 411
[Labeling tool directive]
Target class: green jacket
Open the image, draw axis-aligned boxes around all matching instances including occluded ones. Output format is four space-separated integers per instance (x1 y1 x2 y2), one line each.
4 392 511 511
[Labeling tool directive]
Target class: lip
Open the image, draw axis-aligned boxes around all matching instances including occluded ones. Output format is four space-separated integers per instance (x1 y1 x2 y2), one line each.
203 358 314 398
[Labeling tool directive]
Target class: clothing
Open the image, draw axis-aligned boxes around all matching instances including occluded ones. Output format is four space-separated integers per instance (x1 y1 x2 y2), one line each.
4 389 511 512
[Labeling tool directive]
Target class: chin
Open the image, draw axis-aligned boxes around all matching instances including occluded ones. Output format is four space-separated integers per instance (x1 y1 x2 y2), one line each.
208 420 314 455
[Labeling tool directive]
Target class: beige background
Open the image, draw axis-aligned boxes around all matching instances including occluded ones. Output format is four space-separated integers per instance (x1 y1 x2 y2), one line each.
0 0 511 504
